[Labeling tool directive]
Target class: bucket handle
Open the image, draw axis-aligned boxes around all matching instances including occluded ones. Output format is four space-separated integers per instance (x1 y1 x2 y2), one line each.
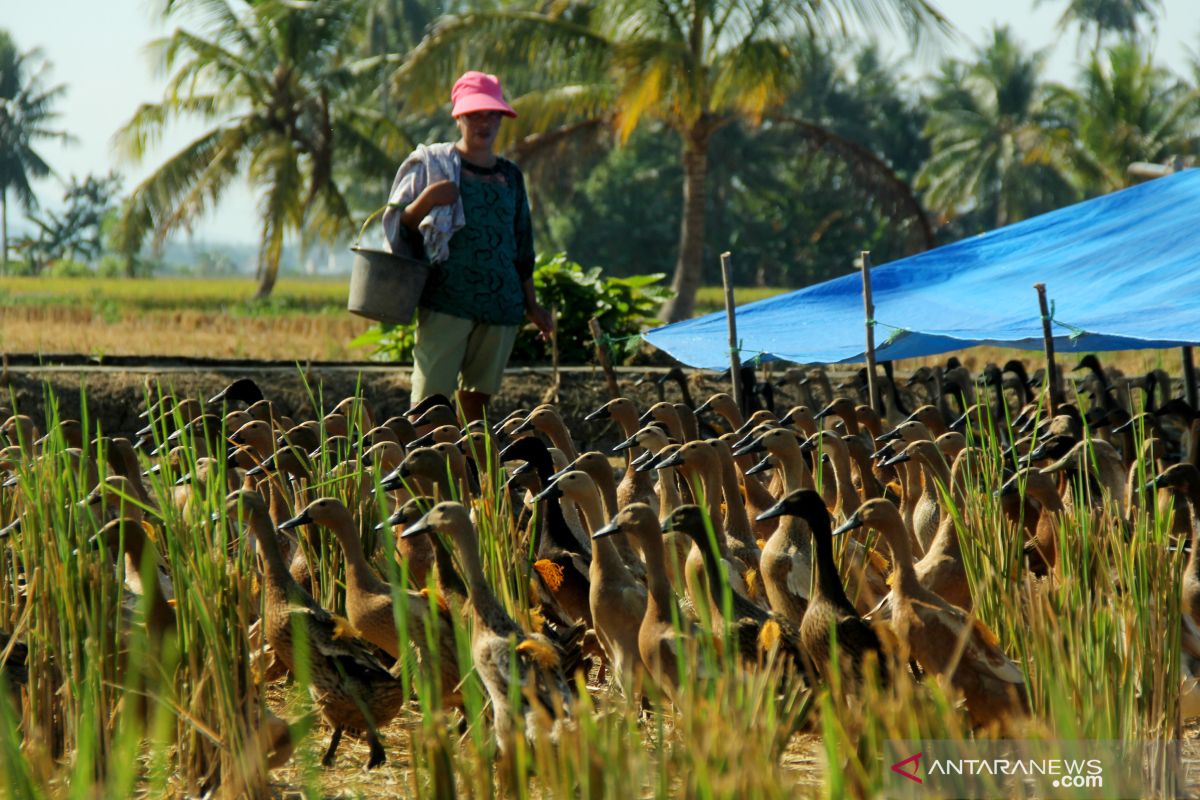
354 202 404 247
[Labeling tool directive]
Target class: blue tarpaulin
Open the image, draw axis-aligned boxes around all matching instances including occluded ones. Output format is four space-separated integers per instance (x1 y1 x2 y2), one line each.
643 170 1200 370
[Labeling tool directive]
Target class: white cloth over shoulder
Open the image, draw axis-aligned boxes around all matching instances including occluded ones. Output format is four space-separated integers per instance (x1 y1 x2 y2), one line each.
381 142 464 264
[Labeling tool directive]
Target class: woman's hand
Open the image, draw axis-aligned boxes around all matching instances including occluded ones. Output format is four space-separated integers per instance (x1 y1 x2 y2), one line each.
525 303 555 341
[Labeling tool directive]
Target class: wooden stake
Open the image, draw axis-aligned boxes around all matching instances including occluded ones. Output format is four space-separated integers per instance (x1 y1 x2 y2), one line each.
1034 283 1057 417
720 251 744 417
1183 346 1198 409
588 317 621 401
859 251 882 415
545 302 560 405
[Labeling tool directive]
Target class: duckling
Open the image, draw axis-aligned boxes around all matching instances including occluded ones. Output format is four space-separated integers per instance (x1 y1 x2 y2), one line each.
285 498 462 709
229 490 403 768
757 490 886 688
838 500 1029 730
401 503 574 754
662 505 804 670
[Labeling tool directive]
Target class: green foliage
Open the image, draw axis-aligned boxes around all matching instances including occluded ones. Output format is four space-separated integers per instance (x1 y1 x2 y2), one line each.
513 252 671 364
350 252 670 365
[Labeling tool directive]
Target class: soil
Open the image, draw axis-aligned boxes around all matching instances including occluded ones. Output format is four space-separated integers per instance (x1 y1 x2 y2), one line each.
0 365 786 448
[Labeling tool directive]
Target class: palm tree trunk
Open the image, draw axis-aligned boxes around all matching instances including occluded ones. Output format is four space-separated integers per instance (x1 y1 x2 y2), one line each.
660 129 711 322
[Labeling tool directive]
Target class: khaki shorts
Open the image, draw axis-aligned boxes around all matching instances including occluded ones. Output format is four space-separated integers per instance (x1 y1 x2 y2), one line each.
410 308 519 404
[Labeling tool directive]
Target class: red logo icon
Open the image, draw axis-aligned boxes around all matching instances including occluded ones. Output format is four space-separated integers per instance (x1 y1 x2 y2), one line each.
891 752 923 784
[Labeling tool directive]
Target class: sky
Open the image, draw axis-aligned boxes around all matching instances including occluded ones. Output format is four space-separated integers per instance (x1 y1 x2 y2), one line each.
6 0 1200 247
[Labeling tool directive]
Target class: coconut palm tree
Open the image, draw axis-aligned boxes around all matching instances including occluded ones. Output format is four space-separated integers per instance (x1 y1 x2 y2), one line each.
115 0 408 298
916 26 1078 230
394 0 949 322
1038 0 1162 53
1072 43 1200 192
0 30 69 275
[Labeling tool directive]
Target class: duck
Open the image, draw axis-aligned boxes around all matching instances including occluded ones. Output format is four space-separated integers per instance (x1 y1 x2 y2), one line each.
593 503 704 699
401 502 575 754
228 490 404 768
661 505 804 670
512 405 579 461
883 439 950 554
757 490 886 688
282 498 462 709
537 470 647 693
584 398 656 510
837 499 1029 730
999 468 1065 577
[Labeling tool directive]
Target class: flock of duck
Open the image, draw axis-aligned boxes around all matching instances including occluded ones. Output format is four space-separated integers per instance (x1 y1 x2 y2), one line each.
0 353 1197 777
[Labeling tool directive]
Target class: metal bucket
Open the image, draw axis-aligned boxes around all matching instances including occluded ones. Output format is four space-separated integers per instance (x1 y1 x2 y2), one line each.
346 238 429 325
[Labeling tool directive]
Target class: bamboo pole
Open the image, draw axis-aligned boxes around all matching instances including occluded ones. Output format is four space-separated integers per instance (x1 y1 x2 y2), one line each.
720 252 744 417
588 317 621 401
1034 283 1057 417
859 251 882 415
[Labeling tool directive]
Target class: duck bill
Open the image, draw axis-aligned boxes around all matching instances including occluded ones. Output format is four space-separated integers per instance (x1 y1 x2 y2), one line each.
694 398 713 414
882 451 911 467
583 405 612 422
630 450 655 470
732 438 765 457
755 501 788 523
532 483 564 504
592 520 620 540
376 510 405 531
875 427 902 444
510 419 535 436
278 510 314 531
831 516 863 537
745 457 774 477
611 435 638 453
400 517 434 539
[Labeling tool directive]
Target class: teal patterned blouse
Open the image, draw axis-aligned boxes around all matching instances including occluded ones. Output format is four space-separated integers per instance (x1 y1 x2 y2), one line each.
418 157 535 325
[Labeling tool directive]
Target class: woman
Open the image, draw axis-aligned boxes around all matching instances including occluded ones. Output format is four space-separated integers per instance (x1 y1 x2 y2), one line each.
383 71 554 421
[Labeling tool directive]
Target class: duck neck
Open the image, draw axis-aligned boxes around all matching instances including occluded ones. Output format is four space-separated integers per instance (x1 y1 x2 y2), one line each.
826 444 860 516
124 531 174 634
451 525 517 635
881 519 921 596
718 400 746 431
331 510 390 596
253 515 296 600
543 418 579 461
715 447 757 549
808 516 855 612
777 441 815 493
637 528 675 616
687 467 729 558
657 466 682 517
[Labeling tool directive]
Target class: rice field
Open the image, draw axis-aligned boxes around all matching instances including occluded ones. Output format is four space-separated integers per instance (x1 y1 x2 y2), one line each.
0 361 1197 798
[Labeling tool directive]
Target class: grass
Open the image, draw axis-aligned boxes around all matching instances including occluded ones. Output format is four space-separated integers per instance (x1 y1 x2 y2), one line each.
0 376 1193 797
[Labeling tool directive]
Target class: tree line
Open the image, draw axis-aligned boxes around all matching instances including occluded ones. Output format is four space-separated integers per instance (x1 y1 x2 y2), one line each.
1 0 1196 321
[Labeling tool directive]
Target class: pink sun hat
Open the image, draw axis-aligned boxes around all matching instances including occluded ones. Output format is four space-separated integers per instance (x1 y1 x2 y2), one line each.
450 71 517 118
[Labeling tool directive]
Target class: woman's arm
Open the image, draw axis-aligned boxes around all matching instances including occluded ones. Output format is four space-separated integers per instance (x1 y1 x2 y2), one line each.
399 180 459 231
